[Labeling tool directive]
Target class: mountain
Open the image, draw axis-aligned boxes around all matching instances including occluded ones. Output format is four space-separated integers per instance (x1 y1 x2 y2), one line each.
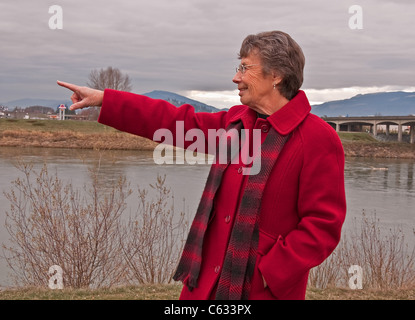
142 90 222 113
2 91 222 113
2 98 72 109
311 91 415 117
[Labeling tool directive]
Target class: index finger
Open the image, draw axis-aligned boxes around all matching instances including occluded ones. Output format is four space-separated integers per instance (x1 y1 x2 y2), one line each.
57 80 80 92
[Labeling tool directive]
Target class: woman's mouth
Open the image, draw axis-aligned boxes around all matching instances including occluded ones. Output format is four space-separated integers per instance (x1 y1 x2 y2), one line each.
238 88 248 95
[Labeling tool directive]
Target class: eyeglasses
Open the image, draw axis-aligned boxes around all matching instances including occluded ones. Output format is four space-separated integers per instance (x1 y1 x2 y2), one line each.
235 64 260 74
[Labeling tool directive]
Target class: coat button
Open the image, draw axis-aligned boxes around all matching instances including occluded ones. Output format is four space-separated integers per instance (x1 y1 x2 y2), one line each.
261 124 269 133
237 166 243 174
214 265 221 274
225 215 231 223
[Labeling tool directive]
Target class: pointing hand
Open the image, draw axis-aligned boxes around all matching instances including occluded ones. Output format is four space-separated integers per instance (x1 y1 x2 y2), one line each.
57 81 104 111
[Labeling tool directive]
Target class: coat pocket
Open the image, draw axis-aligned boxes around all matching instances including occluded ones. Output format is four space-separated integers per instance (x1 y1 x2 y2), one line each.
257 229 277 256
248 230 280 300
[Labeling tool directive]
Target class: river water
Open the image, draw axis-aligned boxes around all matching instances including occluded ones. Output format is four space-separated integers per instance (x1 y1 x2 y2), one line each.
0 146 414 287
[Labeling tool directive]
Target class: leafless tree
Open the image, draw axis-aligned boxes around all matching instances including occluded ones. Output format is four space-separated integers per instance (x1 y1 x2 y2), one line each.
87 67 132 92
84 67 132 120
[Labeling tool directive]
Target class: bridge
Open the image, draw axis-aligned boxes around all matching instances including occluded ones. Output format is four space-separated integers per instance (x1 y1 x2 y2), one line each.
322 116 415 144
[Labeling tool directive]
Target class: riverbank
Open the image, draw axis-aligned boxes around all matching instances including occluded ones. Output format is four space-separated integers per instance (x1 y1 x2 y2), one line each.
338 132 415 158
1 119 415 158
0 284 414 300
0 119 157 151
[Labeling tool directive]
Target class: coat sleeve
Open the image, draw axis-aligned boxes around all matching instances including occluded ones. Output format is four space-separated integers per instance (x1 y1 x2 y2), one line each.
258 118 347 299
97 89 230 150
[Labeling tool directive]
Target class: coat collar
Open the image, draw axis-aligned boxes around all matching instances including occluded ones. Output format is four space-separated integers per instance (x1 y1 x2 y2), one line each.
229 90 311 135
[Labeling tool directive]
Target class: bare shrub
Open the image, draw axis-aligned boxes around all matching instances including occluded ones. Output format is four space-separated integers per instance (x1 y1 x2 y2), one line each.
2 162 131 288
2 161 190 289
340 211 415 289
309 210 415 290
119 175 189 284
307 249 344 289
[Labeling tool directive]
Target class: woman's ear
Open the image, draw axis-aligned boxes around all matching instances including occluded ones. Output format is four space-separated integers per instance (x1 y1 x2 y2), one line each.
272 71 283 86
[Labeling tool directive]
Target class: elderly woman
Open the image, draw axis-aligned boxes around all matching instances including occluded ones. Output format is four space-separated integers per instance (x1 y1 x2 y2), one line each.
58 30 346 300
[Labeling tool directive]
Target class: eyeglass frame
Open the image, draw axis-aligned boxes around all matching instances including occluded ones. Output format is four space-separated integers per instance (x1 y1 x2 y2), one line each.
235 64 260 74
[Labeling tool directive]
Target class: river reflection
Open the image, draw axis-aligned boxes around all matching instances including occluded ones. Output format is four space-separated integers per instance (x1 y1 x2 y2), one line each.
344 157 415 232
345 157 415 194
0 147 414 286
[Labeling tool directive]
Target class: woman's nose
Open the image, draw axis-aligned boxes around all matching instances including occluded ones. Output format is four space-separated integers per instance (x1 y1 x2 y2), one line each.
232 72 241 84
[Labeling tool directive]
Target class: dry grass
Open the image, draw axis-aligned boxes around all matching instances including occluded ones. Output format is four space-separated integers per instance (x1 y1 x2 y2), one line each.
0 285 414 300
0 118 110 133
0 119 157 150
0 284 182 300
306 286 415 300
0 129 156 150
339 132 415 158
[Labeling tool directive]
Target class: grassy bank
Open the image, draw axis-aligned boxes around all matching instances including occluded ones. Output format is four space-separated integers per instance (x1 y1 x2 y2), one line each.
1 118 415 158
338 131 415 158
0 119 157 151
0 284 414 300
0 284 182 300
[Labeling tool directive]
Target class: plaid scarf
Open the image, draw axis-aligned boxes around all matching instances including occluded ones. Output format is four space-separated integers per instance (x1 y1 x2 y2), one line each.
173 120 289 300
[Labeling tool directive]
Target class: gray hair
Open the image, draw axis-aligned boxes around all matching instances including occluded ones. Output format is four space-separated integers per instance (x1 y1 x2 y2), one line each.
239 31 305 100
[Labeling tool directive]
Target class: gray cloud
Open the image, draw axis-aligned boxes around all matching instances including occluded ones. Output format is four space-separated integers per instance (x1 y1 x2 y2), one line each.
1 0 414 104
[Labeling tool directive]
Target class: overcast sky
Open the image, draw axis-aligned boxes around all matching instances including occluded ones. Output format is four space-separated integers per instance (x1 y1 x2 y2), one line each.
1 0 414 108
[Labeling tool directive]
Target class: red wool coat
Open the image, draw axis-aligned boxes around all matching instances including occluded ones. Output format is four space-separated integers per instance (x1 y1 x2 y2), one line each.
98 90 347 300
